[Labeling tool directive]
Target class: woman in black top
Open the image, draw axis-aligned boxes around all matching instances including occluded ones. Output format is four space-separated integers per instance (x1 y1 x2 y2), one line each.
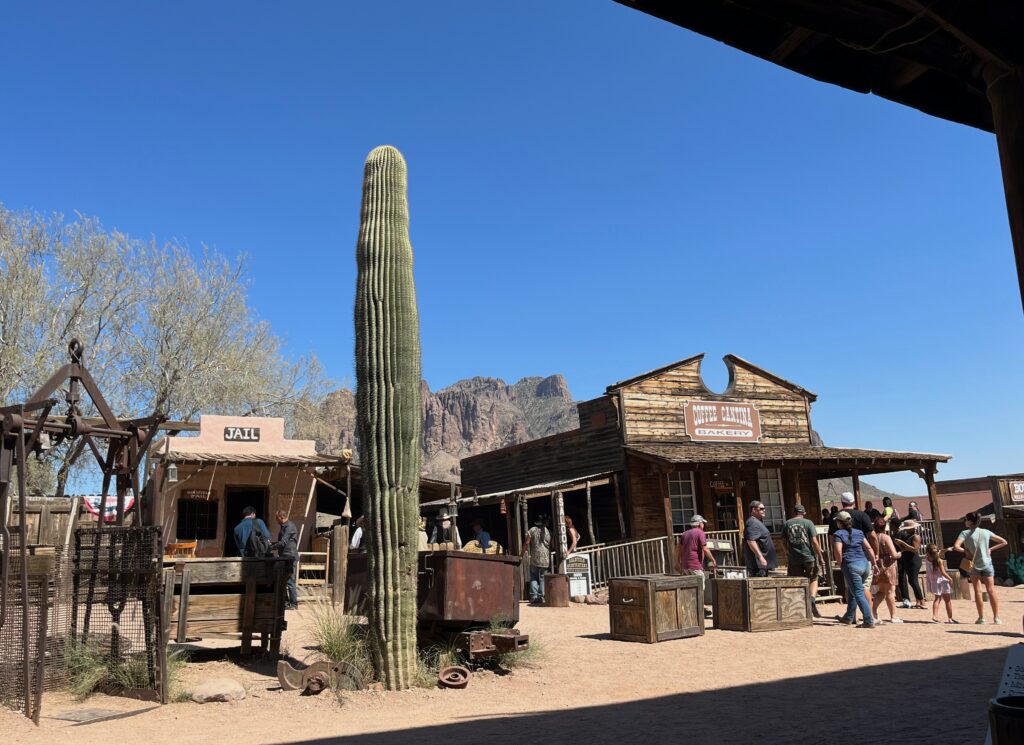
893 520 925 609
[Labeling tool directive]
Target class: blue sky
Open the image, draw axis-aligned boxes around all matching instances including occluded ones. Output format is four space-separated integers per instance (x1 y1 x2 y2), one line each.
2 2 1020 495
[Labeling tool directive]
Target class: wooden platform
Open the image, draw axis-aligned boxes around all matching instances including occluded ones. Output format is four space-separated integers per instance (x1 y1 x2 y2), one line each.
162 557 288 655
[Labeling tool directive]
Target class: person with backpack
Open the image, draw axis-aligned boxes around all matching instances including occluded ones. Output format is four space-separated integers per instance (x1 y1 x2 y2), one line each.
233 505 272 558
783 505 825 617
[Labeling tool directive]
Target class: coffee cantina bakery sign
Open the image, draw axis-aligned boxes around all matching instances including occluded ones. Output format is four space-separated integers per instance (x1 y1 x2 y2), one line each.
223 426 261 443
683 401 761 443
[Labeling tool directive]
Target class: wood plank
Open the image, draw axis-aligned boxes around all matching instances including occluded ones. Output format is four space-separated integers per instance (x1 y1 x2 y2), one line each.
171 593 277 620
176 567 191 644
241 576 256 654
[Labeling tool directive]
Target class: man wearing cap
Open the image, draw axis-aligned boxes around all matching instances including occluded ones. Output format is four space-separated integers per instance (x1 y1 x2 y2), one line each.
743 500 778 577
829 492 879 611
677 515 716 604
783 504 825 617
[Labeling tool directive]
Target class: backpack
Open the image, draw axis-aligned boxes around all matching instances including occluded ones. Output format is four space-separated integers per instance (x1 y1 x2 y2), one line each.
246 518 272 558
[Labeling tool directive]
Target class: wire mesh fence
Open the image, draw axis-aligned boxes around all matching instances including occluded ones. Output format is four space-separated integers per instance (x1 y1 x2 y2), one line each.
0 551 55 721
71 526 163 696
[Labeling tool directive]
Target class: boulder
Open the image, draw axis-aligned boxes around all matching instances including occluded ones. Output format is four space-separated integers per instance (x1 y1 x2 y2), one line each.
191 678 246 704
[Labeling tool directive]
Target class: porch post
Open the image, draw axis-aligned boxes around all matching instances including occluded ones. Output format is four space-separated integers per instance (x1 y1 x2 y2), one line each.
584 480 597 545
851 470 862 510
921 465 943 549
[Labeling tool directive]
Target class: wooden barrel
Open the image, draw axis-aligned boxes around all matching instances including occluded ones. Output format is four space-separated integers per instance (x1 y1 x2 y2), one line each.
544 573 569 607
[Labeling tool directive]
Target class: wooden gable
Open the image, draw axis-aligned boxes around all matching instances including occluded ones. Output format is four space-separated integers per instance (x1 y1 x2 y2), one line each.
609 354 814 446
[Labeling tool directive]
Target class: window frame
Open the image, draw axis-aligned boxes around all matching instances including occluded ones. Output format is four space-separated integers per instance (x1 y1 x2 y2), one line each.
176 497 218 541
667 470 698 534
756 467 786 532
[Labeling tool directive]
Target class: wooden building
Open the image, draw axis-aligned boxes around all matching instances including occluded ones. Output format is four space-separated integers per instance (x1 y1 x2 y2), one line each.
149 414 455 558
460 354 951 554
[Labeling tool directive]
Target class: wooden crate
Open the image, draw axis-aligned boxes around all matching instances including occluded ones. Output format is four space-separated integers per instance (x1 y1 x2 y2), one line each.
608 574 703 643
713 576 811 632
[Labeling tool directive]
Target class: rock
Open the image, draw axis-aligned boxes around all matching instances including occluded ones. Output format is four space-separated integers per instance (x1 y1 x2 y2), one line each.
570 595 588 603
583 594 607 605
191 678 246 704
1003 578 1016 587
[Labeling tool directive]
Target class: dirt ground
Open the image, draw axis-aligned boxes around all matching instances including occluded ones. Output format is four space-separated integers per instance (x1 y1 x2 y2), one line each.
4 588 1023 745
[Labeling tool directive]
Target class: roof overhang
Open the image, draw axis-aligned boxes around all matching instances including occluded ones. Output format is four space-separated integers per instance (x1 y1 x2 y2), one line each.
160 451 347 468
625 441 950 476
614 0 1022 132
423 471 617 509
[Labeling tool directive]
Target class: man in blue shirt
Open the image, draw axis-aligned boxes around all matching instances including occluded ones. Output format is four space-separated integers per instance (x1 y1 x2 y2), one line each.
471 520 491 551
233 506 272 557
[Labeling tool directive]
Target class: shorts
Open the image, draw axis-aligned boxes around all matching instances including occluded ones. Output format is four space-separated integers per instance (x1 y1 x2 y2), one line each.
864 567 873 588
958 568 970 579
787 561 817 579
970 566 994 578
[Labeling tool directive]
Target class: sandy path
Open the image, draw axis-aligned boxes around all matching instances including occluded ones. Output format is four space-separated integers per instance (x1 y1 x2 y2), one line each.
4 588 1022 745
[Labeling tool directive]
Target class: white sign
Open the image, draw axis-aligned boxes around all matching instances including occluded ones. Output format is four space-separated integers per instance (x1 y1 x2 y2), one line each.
223 426 261 442
565 554 592 597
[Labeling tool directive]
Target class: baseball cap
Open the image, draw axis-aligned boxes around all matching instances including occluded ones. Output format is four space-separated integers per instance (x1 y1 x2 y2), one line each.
689 514 707 526
793 504 806 514
840 492 855 505
837 510 852 522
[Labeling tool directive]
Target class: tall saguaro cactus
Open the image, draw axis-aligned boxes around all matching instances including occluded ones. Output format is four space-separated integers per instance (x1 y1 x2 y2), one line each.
354 145 422 689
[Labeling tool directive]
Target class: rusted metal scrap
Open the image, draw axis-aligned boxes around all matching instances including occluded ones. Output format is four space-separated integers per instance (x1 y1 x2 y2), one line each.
277 659 365 693
437 665 470 689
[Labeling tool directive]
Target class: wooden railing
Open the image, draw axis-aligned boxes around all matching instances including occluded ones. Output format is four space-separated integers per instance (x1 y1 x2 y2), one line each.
574 536 671 590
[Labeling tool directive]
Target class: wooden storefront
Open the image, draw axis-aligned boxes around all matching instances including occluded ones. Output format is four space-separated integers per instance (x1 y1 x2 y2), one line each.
462 354 951 550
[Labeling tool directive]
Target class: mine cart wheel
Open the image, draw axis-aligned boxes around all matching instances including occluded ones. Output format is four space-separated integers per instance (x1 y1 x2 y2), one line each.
438 665 470 689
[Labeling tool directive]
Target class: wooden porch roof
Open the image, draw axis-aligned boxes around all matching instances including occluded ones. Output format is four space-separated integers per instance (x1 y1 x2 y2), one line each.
614 1 1022 132
626 441 949 474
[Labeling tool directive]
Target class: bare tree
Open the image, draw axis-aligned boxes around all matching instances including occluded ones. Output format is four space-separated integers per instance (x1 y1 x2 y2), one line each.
0 204 331 495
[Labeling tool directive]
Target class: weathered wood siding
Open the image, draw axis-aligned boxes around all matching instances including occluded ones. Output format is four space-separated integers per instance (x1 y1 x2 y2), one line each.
627 455 669 539
619 357 811 445
461 419 624 495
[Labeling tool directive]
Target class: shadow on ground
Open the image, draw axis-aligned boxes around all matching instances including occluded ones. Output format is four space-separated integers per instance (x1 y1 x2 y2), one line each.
285 647 1013 745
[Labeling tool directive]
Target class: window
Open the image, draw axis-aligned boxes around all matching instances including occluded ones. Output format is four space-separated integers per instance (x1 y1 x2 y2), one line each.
757 468 785 532
668 471 697 533
176 499 218 540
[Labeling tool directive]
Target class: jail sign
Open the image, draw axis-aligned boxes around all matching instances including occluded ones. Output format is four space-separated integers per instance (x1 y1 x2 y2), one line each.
223 426 261 442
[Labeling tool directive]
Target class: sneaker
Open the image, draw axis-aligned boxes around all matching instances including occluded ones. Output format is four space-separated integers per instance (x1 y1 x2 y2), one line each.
976 617 986 624
900 600 912 609
857 622 876 629
811 604 822 619
836 616 854 625
891 617 904 624
994 618 1003 625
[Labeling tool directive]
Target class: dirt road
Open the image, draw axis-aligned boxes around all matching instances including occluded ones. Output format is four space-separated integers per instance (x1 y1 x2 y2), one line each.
4 589 1022 745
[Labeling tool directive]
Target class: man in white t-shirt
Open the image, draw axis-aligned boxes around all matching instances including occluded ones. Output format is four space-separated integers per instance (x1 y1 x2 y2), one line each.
952 512 1008 624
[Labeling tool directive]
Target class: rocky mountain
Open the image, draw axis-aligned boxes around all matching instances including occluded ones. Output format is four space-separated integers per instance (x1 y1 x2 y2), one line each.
311 374 578 480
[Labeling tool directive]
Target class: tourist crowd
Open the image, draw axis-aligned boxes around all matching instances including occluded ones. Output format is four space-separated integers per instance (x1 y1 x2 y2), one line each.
677 491 1013 631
